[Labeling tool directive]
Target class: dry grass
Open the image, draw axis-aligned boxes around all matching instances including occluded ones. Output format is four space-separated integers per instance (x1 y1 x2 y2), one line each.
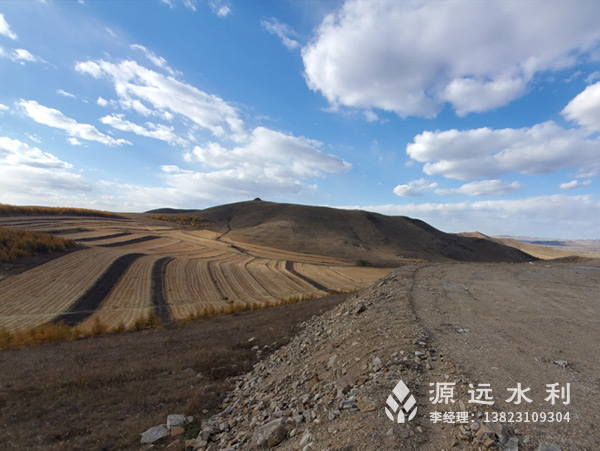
0 204 124 218
0 293 349 450
0 226 76 262
147 214 208 228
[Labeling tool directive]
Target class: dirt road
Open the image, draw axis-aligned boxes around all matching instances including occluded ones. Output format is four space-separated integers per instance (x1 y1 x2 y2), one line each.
410 260 600 449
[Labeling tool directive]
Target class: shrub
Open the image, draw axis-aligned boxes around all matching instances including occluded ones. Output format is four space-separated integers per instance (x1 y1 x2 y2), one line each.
0 226 76 262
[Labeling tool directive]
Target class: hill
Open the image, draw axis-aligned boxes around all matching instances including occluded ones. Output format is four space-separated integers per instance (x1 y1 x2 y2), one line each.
150 200 534 265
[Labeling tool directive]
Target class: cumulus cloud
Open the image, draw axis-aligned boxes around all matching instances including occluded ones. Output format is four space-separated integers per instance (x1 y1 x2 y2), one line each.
393 178 437 197
435 180 522 196
17 99 131 147
262 18 300 50
0 103 8 112
350 195 600 239
406 121 600 180
302 0 600 117
75 59 245 139
562 81 600 132
209 1 231 18
100 114 187 146
0 13 17 40
169 126 352 200
0 137 90 201
560 179 592 190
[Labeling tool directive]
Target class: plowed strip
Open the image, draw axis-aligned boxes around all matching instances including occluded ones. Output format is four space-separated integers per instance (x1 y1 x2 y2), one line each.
53 253 144 326
285 261 333 293
99 236 159 247
151 257 173 323
77 232 132 242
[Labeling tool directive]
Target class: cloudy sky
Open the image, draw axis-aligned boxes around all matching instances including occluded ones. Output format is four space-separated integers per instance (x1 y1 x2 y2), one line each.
1 0 600 239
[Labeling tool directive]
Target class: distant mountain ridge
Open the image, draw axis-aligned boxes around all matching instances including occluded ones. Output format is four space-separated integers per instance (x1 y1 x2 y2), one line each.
148 200 534 265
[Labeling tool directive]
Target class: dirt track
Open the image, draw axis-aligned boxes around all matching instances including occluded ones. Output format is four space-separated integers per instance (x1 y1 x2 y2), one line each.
194 259 600 450
410 260 600 449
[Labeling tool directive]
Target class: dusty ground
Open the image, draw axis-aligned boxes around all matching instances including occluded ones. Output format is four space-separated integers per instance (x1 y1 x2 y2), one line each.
0 293 348 450
192 259 599 451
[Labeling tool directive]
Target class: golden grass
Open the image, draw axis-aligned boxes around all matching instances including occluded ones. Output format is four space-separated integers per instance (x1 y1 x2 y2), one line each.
0 204 124 218
0 226 76 262
147 214 208 228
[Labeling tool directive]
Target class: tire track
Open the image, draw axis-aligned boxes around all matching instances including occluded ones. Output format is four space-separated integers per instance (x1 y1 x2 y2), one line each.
151 257 174 323
53 253 144 327
285 261 335 293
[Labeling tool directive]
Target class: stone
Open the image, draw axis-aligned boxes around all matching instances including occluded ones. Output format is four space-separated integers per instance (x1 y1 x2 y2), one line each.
372 356 382 371
196 372 205 380
502 436 519 451
252 418 288 448
552 359 568 368
299 430 313 446
537 443 562 451
183 367 195 375
171 426 185 437
356 395 376 412
141 424 170 444
167 414 188 429
327 354 338 369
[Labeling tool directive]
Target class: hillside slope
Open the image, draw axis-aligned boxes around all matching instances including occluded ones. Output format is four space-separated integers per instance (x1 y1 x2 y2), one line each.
151 200 533 265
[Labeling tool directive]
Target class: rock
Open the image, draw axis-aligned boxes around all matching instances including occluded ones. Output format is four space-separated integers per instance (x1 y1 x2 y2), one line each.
471 421 480 432
327 354 338 369
537 443 561 451
299 430 313 446
141 424 170 444
183 367 195 375
502 436 519 451
196 372 205 380
167 414 188 429
252 418 288 448
340 396 358 410
372 356 382 371
356 395 376 412
171 426 185 437
415 351 426 358
353 304 366 315
553 359 568 368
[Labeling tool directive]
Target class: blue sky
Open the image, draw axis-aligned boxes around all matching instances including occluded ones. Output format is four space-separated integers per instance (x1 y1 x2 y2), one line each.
1 0 600 239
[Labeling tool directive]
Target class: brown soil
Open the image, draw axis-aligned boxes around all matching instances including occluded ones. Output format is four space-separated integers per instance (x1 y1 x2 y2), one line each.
0 293 349 450
162 200 535 266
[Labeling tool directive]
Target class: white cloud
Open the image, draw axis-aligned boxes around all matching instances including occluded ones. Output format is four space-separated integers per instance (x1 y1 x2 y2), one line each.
562 82 600 132
586 71 600 84
67 137 84 146
0 47 44 64
0 103 8 112
130 44 178 76
175 126 351 200
97 96 110 107
349 195 600 239
75 59 245 139
0 13 17 40
302 0 600 118
57 89 76 99
100 114 187 146
406 121 600 180
393 178 437 197
262 18 300 50
0 137 90 201
17 99 131 147
560 179 592 190
363 110 378 123
435 180 522 196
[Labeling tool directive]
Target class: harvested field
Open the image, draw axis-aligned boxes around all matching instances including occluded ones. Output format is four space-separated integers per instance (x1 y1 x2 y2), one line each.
54 253 145 327
0 214 392 333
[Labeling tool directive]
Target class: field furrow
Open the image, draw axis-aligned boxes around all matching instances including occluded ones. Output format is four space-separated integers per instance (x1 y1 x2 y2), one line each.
0 248 121 330
53 253 145 327
77 255 158 331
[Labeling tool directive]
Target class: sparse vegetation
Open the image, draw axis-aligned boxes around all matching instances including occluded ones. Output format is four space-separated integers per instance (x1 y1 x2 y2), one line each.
0 204 125 218
148 214 208 228
0 226 76 262
355 259 372 267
